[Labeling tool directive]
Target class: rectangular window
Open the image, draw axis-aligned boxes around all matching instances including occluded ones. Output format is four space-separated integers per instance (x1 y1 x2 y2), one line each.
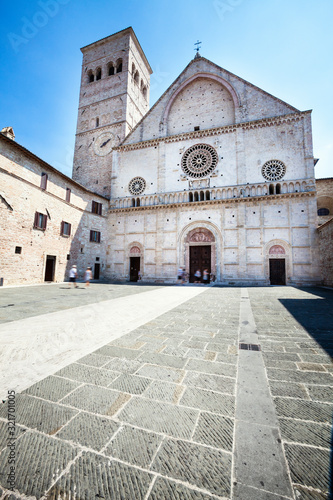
60 221 71 237
90 230 101 243
92 201 102 215
41 173 48 190
66 188 71 203
33 212 47 230
15 246 22 254
67 254 70 260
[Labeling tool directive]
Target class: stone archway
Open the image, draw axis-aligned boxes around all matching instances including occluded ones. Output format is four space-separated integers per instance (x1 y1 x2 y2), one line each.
185 228 216 283
264 240 291 285
128 243 143 282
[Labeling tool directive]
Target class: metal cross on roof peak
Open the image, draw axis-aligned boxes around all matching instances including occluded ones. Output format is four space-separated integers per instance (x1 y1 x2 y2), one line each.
194 40 202 54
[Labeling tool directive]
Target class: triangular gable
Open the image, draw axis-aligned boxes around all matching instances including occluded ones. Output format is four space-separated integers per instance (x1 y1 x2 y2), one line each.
122 56 300 146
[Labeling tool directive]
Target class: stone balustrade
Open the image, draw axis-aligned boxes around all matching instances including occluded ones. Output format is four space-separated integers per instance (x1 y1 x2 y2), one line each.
111 179 315 209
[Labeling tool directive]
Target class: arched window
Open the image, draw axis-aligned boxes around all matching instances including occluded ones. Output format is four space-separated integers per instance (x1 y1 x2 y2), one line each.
132 198 135 207
116 59 122 73
136 198 140 207
200 191 205 201
108 63 114 76
276 183 281 194
132 63 136 75
189 192 193 202
206 190 210 201
87 70 94 83
134 70 139 83
269 184 274 195
96 68 102 80
96 117 99 128
142 86 147 99
194 192 199 202
318 208 330 216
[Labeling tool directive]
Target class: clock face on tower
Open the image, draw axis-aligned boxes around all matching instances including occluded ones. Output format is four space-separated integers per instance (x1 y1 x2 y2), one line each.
93 132 115 156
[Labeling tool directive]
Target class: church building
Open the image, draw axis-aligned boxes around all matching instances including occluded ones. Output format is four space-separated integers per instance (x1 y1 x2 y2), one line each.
1 27 331 287
72 27 320 286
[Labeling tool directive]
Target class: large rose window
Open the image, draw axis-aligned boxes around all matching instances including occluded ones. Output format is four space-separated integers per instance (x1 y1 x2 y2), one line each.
181 144 218 178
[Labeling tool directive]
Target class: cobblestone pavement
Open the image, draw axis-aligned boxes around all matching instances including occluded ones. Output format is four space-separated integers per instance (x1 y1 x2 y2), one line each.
0 285 332 500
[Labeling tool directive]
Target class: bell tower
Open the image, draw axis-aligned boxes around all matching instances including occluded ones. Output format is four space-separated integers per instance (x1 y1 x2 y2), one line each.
72 27 152 197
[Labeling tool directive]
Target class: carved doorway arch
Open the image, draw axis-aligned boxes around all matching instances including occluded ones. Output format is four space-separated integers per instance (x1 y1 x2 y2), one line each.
186 228 216 283
264 240 291 285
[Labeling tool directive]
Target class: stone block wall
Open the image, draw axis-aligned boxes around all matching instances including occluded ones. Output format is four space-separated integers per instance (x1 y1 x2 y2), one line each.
316 177 333 225
317 218 333 287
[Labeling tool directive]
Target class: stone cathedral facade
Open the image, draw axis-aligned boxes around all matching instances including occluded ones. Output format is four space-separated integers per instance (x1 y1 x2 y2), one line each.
72 27 320 286
1 27 331 287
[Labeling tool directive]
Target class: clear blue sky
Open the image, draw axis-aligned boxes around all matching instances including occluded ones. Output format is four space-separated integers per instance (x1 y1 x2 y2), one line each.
1 0 332 179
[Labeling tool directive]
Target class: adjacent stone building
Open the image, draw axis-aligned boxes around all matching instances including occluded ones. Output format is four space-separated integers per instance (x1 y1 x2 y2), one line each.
0 27 331 286
0 129 108 286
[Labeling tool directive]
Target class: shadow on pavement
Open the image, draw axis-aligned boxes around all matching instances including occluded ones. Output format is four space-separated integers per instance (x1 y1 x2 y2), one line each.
279 287 333 499
279 287 333 357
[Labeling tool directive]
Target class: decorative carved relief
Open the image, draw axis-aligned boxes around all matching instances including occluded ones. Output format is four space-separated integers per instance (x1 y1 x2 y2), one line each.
188 228 215 243
188 178 210 189
130 246 141 254
269 245 285 255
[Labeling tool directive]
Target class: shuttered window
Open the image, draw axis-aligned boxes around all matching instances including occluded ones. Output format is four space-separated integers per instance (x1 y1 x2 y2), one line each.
41 173 48 190
60 221 71 237
34 212 47 230
90 230 101 243
92 201 102 215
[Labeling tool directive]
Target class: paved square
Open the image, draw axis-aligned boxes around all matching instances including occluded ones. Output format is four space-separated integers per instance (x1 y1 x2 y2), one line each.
0 284 332 499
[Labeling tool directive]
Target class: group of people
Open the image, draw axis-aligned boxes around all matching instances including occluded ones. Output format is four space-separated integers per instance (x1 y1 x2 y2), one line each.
69 264 214 286
178 267 214 285
194 268 210 284
68 265 93 288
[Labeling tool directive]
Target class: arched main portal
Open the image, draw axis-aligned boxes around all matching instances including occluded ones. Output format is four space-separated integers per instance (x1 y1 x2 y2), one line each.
129 245 142 282
185 228 216 283
264 241 291 285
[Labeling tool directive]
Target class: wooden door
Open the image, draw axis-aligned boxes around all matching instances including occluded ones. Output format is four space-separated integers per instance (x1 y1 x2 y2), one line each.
269 259 286 285
94 263 100 280
44 255 56 281
189 246 211 283
130 257 140 282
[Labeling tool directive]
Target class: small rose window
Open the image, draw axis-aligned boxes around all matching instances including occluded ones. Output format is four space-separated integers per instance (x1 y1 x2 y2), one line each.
128 177 146 195
261 160 286 181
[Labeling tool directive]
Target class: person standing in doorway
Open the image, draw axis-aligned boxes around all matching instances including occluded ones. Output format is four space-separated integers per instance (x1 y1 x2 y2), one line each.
68 265 78 288
203 269 209 284
84 267 93 288
177 266 183 284
194 269 201 283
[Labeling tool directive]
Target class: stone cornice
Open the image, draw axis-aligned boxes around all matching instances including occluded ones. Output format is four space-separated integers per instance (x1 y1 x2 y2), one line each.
110 190 315 213
116 111 310 153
